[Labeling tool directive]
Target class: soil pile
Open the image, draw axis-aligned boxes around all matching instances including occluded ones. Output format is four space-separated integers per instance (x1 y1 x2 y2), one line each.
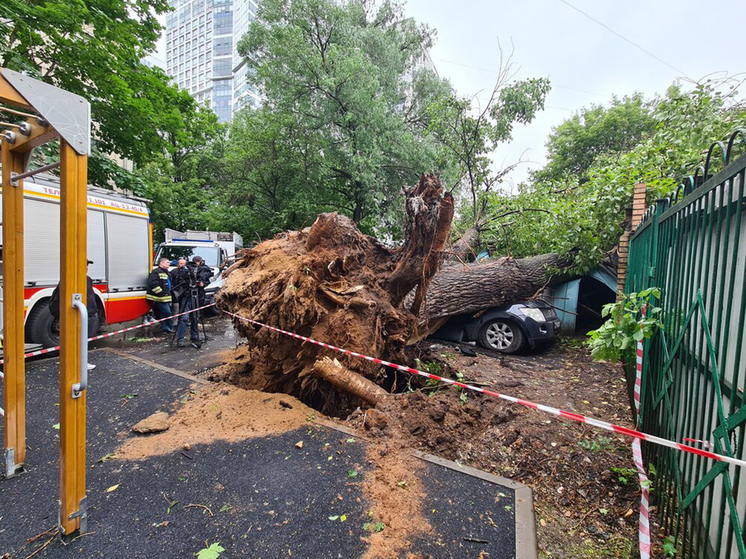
216 174 453 416
117 384 318 460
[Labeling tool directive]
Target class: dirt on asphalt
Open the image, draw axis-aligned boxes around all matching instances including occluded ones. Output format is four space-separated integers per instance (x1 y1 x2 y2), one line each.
206 329 647 558
113 315 647 558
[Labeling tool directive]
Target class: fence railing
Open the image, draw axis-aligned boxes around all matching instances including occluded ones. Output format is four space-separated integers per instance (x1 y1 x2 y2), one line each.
626 130 746 558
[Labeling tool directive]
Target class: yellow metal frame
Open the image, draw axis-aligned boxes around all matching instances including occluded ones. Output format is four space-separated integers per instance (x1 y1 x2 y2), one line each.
1 68 88 537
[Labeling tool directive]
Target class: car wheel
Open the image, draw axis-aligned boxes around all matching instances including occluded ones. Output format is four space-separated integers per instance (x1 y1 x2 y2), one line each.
477 319 526 354
26 302 60 348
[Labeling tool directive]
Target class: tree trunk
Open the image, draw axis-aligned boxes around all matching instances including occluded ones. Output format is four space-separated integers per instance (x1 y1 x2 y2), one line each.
386 174 454 311
421 253 575 328
449 224 481 262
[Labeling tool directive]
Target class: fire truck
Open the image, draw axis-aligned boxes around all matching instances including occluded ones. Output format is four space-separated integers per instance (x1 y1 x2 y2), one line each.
0 173 152 347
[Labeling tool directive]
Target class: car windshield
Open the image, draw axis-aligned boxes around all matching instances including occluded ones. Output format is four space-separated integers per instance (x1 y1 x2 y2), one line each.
157 246 220 268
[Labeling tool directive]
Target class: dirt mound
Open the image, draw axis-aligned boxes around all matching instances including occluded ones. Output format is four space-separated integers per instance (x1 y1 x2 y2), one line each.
350 391 516 459
216 174 453 416
117 383 319 460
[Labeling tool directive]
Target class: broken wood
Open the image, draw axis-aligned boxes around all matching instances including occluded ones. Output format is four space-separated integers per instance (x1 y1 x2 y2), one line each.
312 357 388 406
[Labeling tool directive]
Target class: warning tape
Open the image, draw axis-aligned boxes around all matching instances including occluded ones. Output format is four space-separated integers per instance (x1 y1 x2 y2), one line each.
632 311 651 559
0 302 216 373
220 308 746 470
682 437 713 450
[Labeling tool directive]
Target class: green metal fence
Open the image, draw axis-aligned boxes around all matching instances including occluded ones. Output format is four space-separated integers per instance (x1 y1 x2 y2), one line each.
626 131 746 558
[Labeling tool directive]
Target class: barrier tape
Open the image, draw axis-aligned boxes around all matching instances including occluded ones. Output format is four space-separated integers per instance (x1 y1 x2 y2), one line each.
682 437 713 450
0 302 217 373
220 308 746 470
633 309 651 559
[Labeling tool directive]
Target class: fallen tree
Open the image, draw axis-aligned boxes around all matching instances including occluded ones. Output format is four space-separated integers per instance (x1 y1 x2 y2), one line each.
217 174 454 414
422 252 573 322
217 174 576 413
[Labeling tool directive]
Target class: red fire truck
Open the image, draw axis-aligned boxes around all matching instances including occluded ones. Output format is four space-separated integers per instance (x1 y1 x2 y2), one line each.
0 173 153 347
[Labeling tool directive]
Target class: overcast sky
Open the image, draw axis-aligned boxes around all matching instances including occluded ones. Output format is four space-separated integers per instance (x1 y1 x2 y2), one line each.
157 0 746 187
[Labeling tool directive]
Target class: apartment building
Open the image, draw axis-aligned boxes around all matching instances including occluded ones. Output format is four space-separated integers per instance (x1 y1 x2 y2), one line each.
165 0 260 122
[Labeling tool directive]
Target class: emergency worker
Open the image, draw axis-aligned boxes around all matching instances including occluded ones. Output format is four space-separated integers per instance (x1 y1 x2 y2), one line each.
170 257 188 314
49 260 99 369
146 258 175 333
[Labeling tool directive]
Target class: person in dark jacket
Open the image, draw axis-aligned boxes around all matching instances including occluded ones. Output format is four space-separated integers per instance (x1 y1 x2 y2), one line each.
49 260 100 369
146 258 175 333
169 258 188 314
172 255 213 348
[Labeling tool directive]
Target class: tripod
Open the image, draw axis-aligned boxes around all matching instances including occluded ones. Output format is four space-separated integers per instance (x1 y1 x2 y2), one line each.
170 285 208 349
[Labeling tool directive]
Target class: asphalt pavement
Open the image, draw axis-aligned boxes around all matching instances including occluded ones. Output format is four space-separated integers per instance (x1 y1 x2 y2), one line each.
1 335 534 558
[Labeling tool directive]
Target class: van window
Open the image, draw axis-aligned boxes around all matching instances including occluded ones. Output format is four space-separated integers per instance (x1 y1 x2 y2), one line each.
157 246 221 268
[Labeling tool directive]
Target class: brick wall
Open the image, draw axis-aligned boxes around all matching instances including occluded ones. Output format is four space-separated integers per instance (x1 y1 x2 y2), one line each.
617 183 647 296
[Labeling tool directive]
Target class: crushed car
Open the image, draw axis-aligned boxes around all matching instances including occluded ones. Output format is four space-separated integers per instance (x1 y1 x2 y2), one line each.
431 300 561 354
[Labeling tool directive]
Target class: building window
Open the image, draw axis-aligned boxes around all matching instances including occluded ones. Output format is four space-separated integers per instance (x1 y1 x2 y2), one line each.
213 37 232 57
214 11 232 34
213 58 231 77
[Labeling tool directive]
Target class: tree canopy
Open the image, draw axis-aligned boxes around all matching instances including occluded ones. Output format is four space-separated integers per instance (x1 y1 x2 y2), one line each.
0 0 213 191
236 0 453 236
232 0 553 242
477 81 746 272
532 93 656 185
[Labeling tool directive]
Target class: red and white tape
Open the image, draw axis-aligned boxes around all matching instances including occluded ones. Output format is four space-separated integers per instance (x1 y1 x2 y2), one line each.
682 437 713 449
633 309 651 559
220 307 746 470
0 302 216 373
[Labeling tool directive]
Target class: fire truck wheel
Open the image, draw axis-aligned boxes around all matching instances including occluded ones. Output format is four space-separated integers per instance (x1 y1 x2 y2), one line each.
26 302 60 348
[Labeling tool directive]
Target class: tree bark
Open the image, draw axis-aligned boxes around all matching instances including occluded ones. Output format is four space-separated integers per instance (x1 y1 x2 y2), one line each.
420 253 576 328
386 174 454 309
313 357 388 406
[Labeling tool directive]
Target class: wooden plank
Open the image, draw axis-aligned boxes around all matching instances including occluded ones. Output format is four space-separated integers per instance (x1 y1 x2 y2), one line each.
9 119 58 154
0 70 32 110
1 141 27 473
58 141 88 536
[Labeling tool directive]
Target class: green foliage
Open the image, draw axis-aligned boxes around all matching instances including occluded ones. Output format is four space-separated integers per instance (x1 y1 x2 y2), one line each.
662 535 677 557
209 107 325 241
0 0 215 191
196 542 225 559
533 94 656 185
587 288 661 363
610 466 637 486
139 106 227 241
237 0 451 237
578 435 614 453
481 81 746 271
414 359 442 376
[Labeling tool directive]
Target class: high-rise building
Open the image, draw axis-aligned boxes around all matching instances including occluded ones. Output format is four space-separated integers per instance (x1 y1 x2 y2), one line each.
165 0 260 122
